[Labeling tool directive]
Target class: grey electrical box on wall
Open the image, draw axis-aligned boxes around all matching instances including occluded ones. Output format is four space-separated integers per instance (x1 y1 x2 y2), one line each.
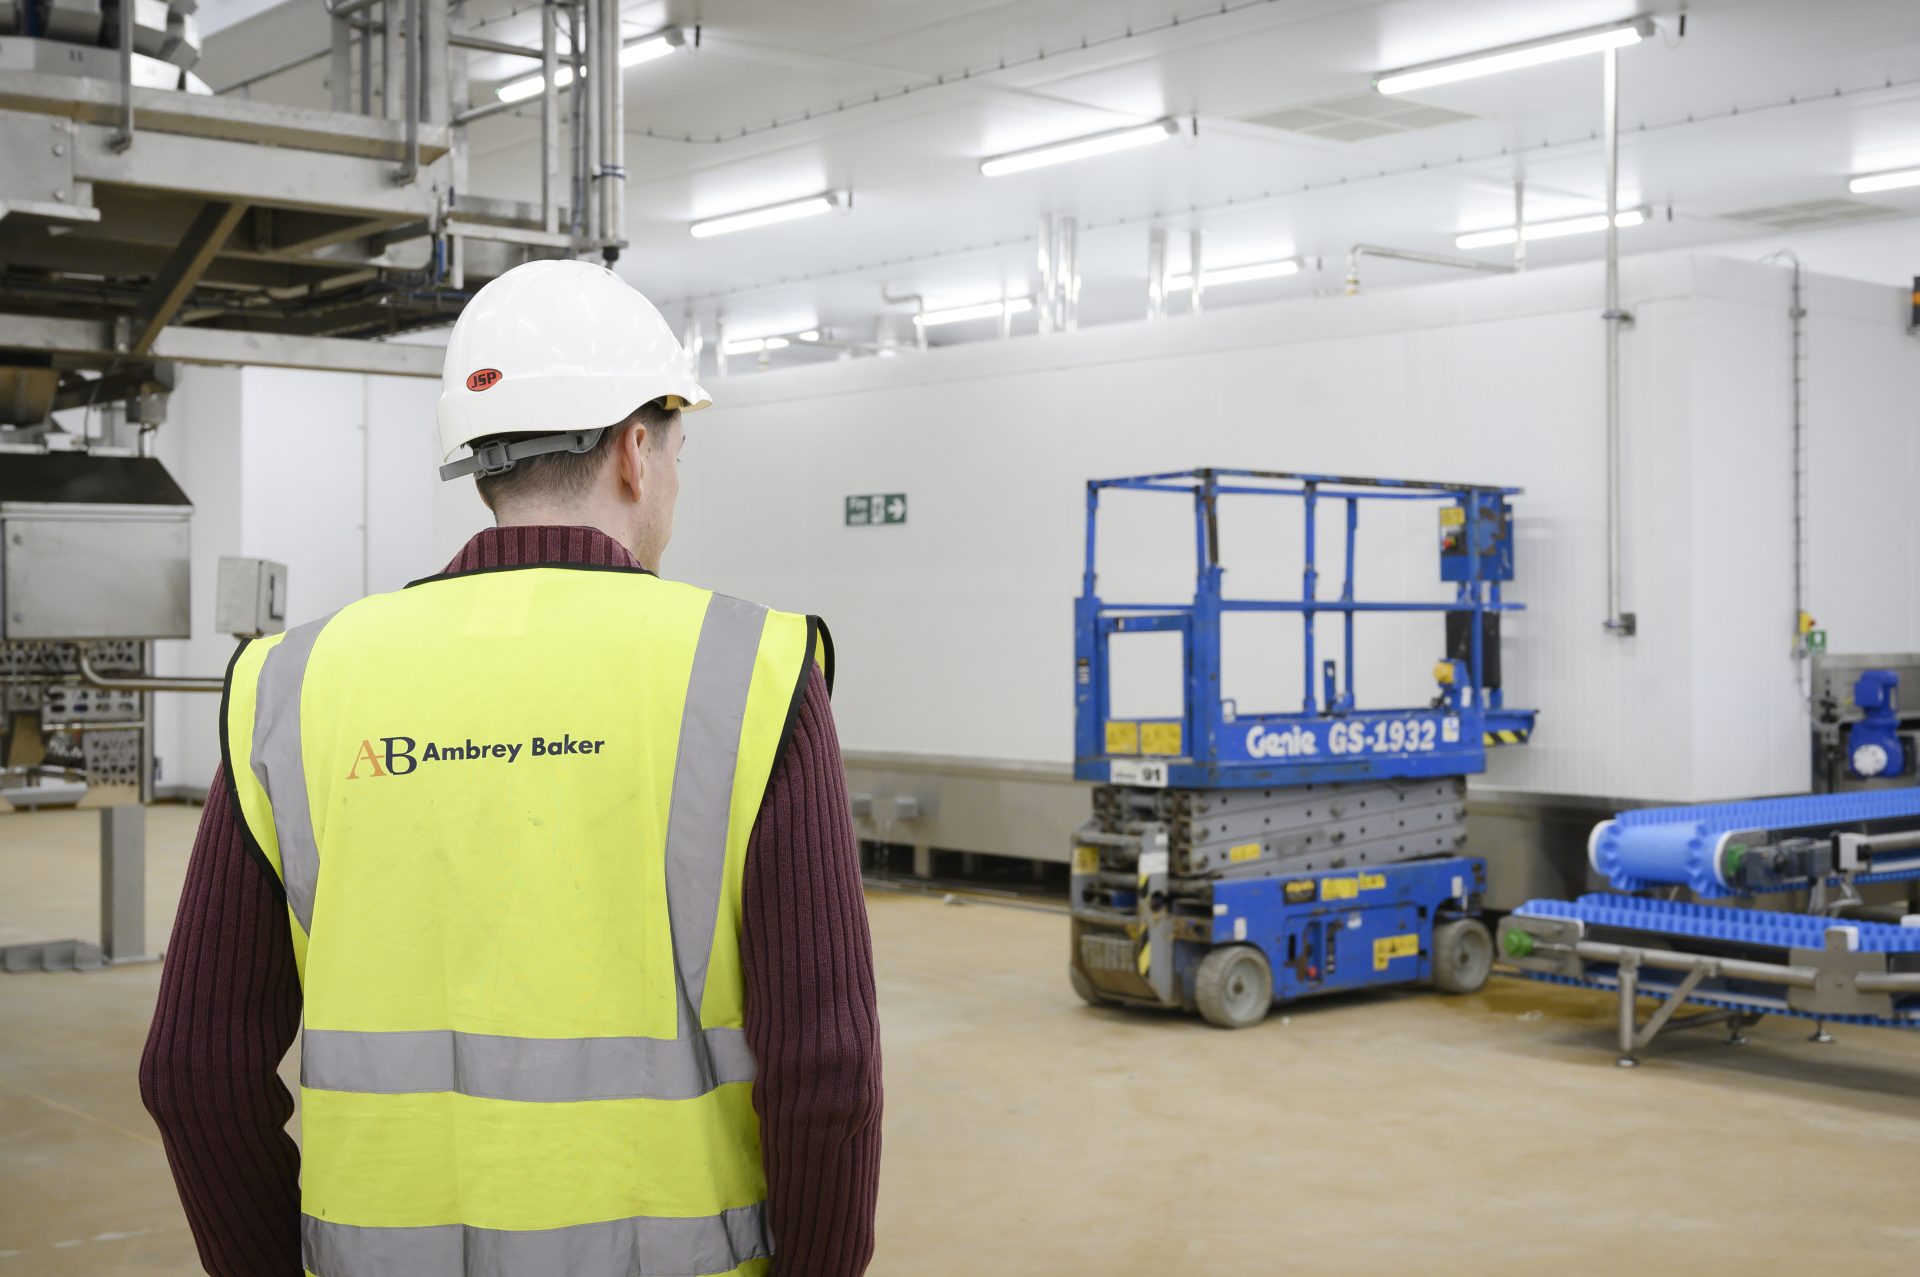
216 557 288 639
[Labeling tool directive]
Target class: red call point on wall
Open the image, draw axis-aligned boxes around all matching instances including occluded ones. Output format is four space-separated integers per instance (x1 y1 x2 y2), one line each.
466 368 503 391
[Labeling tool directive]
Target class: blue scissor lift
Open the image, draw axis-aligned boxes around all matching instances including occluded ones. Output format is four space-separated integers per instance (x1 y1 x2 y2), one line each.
1068 468 1537 1027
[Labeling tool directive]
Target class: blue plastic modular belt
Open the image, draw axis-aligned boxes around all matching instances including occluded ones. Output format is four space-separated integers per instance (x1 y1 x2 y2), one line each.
1515 893 1920 954
1590 789 1920 896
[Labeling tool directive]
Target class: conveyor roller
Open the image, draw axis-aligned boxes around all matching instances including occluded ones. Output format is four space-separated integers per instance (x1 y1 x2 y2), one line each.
1588 789 1920 895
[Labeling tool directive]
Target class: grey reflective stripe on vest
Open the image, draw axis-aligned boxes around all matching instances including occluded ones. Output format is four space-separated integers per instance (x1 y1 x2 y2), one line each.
250 613 337 934
301 1024 756 1101
303 1204 769 1277
663 593 768 1030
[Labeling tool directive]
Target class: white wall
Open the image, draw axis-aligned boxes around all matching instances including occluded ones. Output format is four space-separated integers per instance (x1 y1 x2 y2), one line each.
151 236 1916 805
655 252 1918 804
152 368 440 792
1704 215 1920 292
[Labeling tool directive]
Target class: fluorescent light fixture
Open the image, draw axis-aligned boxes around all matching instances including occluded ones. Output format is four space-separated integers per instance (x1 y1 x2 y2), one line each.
1375 19 1653 96
980 119 1178 178
1849 167 1920 194
721 336 790 356
915 298 1033 327
798 330 820 342
690 191 843 239
1166 258 1302 291
1454 207 1648 250
497 29 683 103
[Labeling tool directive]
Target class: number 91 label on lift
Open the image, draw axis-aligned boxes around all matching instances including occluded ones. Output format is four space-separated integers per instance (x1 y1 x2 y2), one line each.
1110 759 1169 788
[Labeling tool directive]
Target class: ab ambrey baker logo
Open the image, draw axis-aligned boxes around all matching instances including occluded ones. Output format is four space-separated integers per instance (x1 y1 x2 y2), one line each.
347 733 605 778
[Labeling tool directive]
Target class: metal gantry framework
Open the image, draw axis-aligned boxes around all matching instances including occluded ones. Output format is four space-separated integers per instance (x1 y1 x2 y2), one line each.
1074 467 1537 789
0 0 641 408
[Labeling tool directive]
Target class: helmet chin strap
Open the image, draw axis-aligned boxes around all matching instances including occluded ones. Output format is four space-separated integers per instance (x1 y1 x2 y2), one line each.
438 429 606 482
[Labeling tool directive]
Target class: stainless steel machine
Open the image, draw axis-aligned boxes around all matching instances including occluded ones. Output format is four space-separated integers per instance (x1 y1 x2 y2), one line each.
0 448 285 970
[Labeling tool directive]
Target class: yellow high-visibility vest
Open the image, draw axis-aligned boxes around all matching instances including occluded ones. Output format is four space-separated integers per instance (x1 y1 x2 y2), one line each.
222 561 829 1277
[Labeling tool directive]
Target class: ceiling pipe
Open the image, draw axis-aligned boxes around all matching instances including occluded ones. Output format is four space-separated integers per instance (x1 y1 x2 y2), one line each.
1342 244 1515 295
881 286 927 349
1600 45 1635 636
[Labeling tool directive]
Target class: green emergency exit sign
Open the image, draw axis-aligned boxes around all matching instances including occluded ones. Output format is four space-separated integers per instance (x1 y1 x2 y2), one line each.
846 493 907 526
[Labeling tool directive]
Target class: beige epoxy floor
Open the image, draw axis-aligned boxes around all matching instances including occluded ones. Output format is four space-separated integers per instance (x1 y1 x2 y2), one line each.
5 804 1920 1275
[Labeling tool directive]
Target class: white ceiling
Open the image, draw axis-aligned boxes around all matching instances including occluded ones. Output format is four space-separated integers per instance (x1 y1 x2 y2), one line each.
203 0 1920 351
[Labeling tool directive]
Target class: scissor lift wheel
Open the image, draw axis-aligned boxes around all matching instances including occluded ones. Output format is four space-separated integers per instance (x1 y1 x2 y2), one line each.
1432 917 1493 994
1195 945 1274 1029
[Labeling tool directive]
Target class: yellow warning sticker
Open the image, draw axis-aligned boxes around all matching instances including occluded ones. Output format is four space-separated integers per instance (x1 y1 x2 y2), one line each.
1140 721 1183 756
1105 720 1140 755
1072 846 1099 875
1358 872 1386 891
1284 880 1316 903
1440 506 1466 527
1321 877 1360 901
1373 934 1419 970
1229 842 1262 864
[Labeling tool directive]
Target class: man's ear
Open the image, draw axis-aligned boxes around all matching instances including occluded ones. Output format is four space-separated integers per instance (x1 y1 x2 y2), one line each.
612 419 647 500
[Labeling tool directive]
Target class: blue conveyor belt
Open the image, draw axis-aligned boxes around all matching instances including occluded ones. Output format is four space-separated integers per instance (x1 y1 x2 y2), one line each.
1516 893 1920 954
1588 789 1920 895
1509 893 1920 1028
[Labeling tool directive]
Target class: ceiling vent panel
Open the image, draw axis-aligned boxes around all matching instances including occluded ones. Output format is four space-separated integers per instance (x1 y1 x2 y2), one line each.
1243 94 1474 141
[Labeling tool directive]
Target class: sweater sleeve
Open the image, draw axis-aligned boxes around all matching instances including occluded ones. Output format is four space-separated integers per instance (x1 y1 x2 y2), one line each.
742 665 883 1276
139 767 304 1276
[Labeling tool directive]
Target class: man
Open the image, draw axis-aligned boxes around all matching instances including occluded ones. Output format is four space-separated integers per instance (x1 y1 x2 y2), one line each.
140 259 881 1277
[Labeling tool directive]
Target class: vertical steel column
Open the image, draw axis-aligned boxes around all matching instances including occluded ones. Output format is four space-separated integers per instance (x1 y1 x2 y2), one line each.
421 0 447 123
99 805 145 963
330 8 354 112
1602 46 1632 635
580 0 599 243
110 0 134 150
1302 482 1318 713
1341 497 1357 707
569 3 586 235
603 0 625 257
541 1 559 233
393 0 420 182
714 315 728 376
382 0 402 117
358 11 372 113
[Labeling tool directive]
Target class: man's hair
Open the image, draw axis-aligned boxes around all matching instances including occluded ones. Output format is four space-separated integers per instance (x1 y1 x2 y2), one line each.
474 398 678 510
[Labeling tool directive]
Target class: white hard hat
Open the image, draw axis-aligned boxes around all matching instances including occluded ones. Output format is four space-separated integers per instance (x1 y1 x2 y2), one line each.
436 259 709 480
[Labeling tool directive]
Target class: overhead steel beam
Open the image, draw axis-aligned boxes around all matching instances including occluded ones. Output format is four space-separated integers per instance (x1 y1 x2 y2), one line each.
126 201 250 356
73 124 444 219
0 313 442 377
0 72 452 163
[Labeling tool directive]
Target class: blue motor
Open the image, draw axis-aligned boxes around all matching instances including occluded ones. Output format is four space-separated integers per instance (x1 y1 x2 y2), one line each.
1846 669 1908 780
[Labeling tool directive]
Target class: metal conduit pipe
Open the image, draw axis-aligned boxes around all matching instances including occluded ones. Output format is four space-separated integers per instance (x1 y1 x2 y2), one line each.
1601 45 1634 635
77 653 221 694
1343 245 1514 295
606 0 625 261
541 1 560 234
881 288 926 349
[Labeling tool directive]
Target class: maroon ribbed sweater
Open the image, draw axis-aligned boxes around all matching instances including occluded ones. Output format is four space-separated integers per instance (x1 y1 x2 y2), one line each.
139 525 881 1276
